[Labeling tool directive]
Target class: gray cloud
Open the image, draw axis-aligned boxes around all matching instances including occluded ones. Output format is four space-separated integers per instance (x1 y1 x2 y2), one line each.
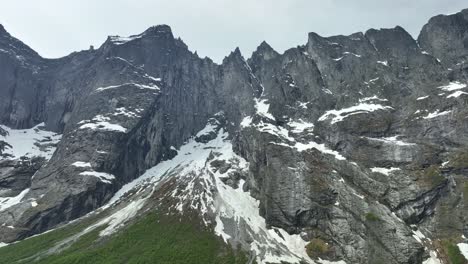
1 0 466 63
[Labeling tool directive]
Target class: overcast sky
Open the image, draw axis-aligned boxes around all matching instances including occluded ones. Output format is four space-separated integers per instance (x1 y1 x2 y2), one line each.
1 0 467 63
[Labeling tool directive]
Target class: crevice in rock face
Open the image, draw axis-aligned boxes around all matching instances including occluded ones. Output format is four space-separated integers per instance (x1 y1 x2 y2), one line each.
394 179 449 224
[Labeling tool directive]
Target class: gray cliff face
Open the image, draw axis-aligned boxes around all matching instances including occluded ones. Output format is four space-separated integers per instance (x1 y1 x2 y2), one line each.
0 10 468 264
419 8 468 66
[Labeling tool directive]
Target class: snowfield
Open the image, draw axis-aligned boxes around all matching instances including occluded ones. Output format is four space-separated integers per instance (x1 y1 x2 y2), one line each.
318 103 393 124
0 123 61 160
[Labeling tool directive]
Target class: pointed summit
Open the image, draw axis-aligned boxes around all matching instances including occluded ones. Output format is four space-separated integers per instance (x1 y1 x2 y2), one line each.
232 47 242 55
257 41 276 54
251 41 278 61
0 24 8 36
223 47 250 67
224 47 244 60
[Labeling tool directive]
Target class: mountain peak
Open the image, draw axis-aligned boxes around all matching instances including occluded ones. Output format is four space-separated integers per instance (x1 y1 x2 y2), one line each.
257 41 275 52
250 41 278 63
222 47 245 65
143 24 173 37
106 24 174 46
0 24 8 36
229 47 243 58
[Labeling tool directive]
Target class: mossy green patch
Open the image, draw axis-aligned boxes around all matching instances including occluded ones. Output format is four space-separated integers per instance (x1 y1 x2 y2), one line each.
365 212 381 222
441 240 467 264
305 238 329 259
417 165 445 187
449 150 468 170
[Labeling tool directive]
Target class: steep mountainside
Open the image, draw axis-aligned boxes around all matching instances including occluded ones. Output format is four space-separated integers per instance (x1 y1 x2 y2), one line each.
0 9 468 264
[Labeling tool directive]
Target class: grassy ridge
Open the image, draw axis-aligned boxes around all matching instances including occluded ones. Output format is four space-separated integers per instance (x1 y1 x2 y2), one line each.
0 212 250 264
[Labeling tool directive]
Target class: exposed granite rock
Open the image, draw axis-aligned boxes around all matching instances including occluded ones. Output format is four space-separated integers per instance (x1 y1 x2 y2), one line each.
1 8 468 264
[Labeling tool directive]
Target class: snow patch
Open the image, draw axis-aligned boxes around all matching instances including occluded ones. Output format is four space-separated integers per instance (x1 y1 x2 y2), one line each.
95 82 159 92
195 120 219 137
112 107 141 118
318 103 392 124
412 230 426 243
359 95 388 103
288 120 315 133
72 161 92 168
364 136 415 146
423 251 441 264
80 171 115 184
438 81 466 92
377 61 388 66
97 199 146 237
240 116 253 128
343 51 361 58
447 91 468 98
0 123 61 160
422 110 451 119
370 167 400 175
255 98 275 120
0 188 30 212
416 96 429 101
458 243 468 261
79 115 127 133
294 142 346 160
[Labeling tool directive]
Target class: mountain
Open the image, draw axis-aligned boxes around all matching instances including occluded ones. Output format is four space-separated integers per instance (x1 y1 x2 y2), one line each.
0 9 468 264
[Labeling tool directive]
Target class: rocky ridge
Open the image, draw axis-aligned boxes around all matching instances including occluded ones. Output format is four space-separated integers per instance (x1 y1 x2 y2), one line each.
0 9 468 264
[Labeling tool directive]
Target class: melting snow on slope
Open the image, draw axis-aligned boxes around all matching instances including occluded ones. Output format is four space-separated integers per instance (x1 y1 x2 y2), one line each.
343 52 361 58
0 188 30 212
411 229 426 244
0 123 61 160
102 121 328 263
377 61 388 66
255 98 275 120
195 118 220 137
359 95 387 103
295 142 345 160
422 110 451 119
72 161 92 168
370 167 400 175
80 171 115 184
458 243 468 260
242 112 345 161
438 81 466 91
422 251 442 264
240 98 275 128
79 115 127 133
104 126 229 207
318 103 393 124
91 199 147 237
95 82 159 92
200 131 325 263
288 119 315 133
112 107 142 118
416 96 429 101
363 136 416 146
214 179 313 263
447 91 468 98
